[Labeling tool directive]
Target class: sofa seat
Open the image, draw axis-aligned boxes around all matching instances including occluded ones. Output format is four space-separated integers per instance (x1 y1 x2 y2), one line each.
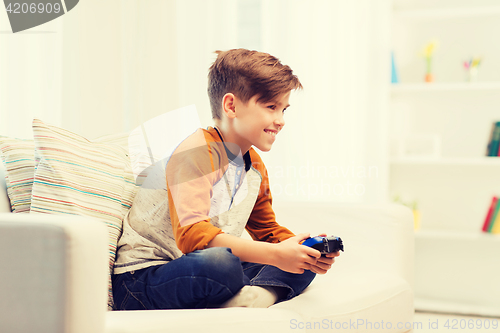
106 273 412 333
0 161 414 333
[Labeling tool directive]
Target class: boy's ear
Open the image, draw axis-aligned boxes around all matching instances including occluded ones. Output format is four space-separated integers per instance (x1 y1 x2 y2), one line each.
221 93 237 119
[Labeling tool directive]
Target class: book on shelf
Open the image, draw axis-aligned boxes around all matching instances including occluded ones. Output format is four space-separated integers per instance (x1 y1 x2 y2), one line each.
489 200 500 233
482 196 500 234
486 121 500 156
482 196 498 232
492 213 500 234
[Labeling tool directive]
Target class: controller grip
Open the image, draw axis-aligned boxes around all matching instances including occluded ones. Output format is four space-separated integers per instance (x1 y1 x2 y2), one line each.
303 236 344 254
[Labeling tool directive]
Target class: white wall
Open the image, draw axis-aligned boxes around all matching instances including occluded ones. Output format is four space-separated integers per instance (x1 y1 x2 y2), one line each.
258 0 391 204
0 0 391 204
61 0 182 139
0 9 63 139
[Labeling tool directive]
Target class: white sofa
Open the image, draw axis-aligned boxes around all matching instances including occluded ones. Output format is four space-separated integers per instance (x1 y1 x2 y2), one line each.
0 161 415 333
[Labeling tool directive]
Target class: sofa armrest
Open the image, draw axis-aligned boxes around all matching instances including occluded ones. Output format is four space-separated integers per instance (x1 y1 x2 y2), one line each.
0 213 109 333
272 202 415 288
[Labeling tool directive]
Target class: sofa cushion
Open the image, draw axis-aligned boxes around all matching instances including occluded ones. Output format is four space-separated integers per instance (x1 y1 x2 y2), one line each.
105 273 413 333
0 137 35 213
0 133 131 214
271 273 413 331
30 119 137 310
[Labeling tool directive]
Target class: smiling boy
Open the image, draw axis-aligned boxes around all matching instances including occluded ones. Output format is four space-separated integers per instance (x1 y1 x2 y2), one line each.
112 49 339 310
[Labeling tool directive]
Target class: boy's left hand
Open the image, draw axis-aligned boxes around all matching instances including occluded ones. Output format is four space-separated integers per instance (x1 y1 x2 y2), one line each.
309 251 340 274
308 233 341 275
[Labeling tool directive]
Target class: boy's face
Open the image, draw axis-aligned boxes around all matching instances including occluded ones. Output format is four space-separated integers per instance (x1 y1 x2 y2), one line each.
231 91 290 153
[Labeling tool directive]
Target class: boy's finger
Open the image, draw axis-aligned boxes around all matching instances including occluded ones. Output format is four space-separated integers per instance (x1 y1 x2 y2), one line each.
294 267 305 274
316 261 332 271
295 233 311 242
304 247 321 259
325 251 340 258
317 256 335 265
304 254 319 266
310 264 327 275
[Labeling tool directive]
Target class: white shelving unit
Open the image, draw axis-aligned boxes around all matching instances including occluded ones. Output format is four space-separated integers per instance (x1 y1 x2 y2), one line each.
390 0 500 316
392 82 500 92
394 5 500 20
392 156 500 166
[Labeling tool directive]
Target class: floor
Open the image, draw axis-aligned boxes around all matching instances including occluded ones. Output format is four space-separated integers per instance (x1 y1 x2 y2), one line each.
413 311 500 332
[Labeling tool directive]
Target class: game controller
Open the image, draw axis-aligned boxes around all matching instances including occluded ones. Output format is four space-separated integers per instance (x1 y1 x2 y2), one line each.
302 236 344 254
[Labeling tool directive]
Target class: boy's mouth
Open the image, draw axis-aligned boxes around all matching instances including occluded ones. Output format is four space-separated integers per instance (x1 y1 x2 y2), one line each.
264 129 278 137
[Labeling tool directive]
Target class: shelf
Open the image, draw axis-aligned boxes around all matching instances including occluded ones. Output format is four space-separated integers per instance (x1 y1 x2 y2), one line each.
391 2 500 317
415 229 500 239
391 156 500 166
414 298 500 318
414 229 500 317
393 6 500 20
391 82 500 93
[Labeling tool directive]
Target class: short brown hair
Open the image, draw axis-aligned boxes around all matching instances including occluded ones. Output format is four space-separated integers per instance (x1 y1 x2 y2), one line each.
207 49 302 119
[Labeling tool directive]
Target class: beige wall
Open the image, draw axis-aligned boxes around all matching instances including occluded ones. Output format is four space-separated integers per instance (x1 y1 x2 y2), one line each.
0 0 390 204
62 0 180 139
0 11 63 139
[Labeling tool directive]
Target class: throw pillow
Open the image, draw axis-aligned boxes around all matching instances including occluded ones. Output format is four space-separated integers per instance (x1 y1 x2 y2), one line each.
30 119 137 310
0 137 35 213
0 132 133 215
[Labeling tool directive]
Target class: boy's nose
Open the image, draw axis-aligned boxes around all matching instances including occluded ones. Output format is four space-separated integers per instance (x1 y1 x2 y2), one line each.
275 113 285 128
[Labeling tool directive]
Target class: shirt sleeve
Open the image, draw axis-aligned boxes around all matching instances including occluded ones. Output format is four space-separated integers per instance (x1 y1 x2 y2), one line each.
244 148 295 243
166 129 226 254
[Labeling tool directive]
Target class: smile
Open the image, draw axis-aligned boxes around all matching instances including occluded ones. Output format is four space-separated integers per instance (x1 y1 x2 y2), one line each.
264 129 278 137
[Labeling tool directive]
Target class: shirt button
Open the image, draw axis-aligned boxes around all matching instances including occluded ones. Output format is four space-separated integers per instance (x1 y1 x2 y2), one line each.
237 170 241 175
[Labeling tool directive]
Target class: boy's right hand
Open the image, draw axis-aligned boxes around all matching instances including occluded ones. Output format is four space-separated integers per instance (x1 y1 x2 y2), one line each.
273 233 321 274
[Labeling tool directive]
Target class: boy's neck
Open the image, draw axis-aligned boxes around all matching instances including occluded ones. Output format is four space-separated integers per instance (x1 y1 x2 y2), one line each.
213 123 249 156
213 125 252 172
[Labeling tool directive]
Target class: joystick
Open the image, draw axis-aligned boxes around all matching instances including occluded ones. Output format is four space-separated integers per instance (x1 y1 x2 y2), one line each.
302 236 344 254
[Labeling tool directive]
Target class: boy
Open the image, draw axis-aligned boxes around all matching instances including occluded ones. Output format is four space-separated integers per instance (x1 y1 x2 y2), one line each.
113 49 339 310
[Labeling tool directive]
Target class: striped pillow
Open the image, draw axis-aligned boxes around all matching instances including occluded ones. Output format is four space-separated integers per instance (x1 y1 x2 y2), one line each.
0 133 132 215
0 137 35 213
30 119 137 310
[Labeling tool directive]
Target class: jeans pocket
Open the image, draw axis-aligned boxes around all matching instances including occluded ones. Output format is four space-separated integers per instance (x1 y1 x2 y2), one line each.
120 280 149 310
242 262 263 271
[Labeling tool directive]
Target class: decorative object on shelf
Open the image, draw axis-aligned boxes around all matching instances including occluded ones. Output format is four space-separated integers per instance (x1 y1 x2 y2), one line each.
393 195 420 230
420 40 438 83
482 196 500 233
391 51 399 84
463 56 482 82
485 121 500 156
412 209 420 231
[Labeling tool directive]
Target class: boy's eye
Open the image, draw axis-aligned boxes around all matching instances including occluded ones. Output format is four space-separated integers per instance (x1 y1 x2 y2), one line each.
267 105 276 110
282 108 287 114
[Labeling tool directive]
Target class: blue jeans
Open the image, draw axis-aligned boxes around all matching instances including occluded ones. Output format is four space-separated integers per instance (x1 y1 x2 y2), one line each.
112 247 316 310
